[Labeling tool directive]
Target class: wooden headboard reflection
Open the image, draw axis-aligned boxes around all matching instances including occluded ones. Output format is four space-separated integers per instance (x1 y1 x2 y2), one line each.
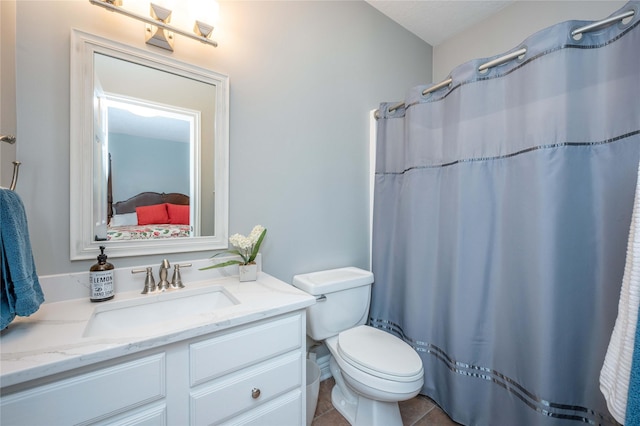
107 154 189 220
111 192 190 217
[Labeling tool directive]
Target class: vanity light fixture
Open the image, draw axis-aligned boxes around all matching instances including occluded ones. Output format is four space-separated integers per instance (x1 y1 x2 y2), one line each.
89 0 218 51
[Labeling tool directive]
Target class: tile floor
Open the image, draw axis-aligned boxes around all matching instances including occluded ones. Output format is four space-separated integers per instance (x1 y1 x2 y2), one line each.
311 377 461 426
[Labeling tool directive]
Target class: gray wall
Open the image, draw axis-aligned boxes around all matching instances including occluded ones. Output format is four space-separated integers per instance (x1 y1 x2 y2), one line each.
12 1 432 283
109 134 190 202
432 1 626 81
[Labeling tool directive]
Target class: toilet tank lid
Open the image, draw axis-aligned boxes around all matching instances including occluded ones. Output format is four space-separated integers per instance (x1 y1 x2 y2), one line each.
292 267 374 295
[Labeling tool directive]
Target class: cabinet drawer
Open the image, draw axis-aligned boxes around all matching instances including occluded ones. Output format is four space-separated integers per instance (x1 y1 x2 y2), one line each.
190 313 302 385
190 351 302 425
1 353 165 426
220 390 302 426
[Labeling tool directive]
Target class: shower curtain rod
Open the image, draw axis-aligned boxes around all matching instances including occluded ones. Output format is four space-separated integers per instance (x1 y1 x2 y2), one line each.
374 9 635 119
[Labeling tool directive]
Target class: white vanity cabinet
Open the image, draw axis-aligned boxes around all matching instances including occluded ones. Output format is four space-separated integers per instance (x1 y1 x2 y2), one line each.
0 311 307 426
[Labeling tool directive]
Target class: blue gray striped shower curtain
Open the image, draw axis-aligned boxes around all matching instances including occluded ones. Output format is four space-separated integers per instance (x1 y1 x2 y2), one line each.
370 3 640 425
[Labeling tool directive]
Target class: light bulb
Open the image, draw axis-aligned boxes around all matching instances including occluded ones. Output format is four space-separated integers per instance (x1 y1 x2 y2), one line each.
188 0 219 26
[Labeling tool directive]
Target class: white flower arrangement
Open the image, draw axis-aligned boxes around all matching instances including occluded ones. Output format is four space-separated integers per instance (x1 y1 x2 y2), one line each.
200 225 267 270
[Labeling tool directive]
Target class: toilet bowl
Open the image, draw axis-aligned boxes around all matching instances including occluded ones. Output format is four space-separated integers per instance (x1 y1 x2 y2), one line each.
326 326 424 425
292 267 424 426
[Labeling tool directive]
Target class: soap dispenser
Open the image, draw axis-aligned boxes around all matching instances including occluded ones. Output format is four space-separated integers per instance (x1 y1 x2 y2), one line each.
90 245 115 302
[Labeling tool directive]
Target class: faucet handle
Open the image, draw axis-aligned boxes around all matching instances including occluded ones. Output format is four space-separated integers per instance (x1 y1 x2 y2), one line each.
170 263 192 289
132 267 156 294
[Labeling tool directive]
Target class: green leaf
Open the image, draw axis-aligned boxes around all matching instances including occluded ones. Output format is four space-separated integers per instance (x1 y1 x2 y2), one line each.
248 229 267 263
198 259 244 270
209 249 242 259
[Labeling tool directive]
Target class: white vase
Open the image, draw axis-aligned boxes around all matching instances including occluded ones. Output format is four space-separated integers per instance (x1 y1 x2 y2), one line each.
239 263 258 282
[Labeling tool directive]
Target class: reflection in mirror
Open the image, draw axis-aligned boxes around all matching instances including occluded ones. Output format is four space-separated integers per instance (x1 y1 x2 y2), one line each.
96 90 198 241
70 29 229 260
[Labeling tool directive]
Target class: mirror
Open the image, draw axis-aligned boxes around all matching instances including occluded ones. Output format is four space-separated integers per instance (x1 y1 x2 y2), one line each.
70 29 229 260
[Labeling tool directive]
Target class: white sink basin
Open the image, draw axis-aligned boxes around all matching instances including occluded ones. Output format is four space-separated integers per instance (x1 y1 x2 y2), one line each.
83 285 238 338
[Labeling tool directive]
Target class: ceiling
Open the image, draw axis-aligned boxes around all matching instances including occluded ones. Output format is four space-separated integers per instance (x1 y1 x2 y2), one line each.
108 106 191 143
365 0 515 46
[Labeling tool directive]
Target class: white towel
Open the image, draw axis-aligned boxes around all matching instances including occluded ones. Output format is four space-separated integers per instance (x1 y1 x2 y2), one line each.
600 160 640 424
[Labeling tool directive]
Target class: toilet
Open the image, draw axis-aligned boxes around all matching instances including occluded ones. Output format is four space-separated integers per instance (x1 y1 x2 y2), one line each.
293 267 424 426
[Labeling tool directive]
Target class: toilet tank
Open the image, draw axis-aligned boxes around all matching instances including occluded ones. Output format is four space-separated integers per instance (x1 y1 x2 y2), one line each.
292 267 374 341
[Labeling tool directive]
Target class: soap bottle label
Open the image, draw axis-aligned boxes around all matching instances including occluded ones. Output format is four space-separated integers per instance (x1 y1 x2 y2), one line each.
90 270 114 301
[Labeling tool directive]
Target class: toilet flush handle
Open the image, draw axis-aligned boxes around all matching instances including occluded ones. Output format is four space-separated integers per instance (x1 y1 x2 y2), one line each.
315 295 327 302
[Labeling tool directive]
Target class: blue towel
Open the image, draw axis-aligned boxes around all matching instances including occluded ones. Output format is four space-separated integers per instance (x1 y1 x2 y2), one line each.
628 311 640 425
1 188 44 330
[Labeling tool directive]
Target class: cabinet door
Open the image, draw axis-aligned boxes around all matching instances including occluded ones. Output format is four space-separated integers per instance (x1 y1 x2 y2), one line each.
92 403 167 426
0 354 166 426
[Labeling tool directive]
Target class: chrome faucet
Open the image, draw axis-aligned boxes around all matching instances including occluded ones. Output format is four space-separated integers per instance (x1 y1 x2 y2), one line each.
133 260 190 294
157 259 171 292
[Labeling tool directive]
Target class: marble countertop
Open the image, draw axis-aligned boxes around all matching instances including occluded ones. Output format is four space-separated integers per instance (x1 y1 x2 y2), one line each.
0 272 315 389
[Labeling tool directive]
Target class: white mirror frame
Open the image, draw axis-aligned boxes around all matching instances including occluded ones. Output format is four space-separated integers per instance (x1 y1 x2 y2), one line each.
70 29 229 260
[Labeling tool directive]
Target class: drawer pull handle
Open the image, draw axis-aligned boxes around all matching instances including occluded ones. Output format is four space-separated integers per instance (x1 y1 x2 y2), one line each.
251 388 261 399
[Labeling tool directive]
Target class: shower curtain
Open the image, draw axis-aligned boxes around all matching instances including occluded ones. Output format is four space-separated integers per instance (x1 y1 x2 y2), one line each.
370 3 640 425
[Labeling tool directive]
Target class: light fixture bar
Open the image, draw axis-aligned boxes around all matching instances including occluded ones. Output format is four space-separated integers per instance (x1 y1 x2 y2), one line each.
89 0 218 48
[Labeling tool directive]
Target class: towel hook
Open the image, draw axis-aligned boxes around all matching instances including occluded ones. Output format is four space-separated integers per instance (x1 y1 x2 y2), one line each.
9 161 21 191
0 134 16 144
2 135 20 191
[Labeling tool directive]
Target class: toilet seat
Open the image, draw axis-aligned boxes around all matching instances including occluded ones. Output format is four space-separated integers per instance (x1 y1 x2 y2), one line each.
337 325 423 382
